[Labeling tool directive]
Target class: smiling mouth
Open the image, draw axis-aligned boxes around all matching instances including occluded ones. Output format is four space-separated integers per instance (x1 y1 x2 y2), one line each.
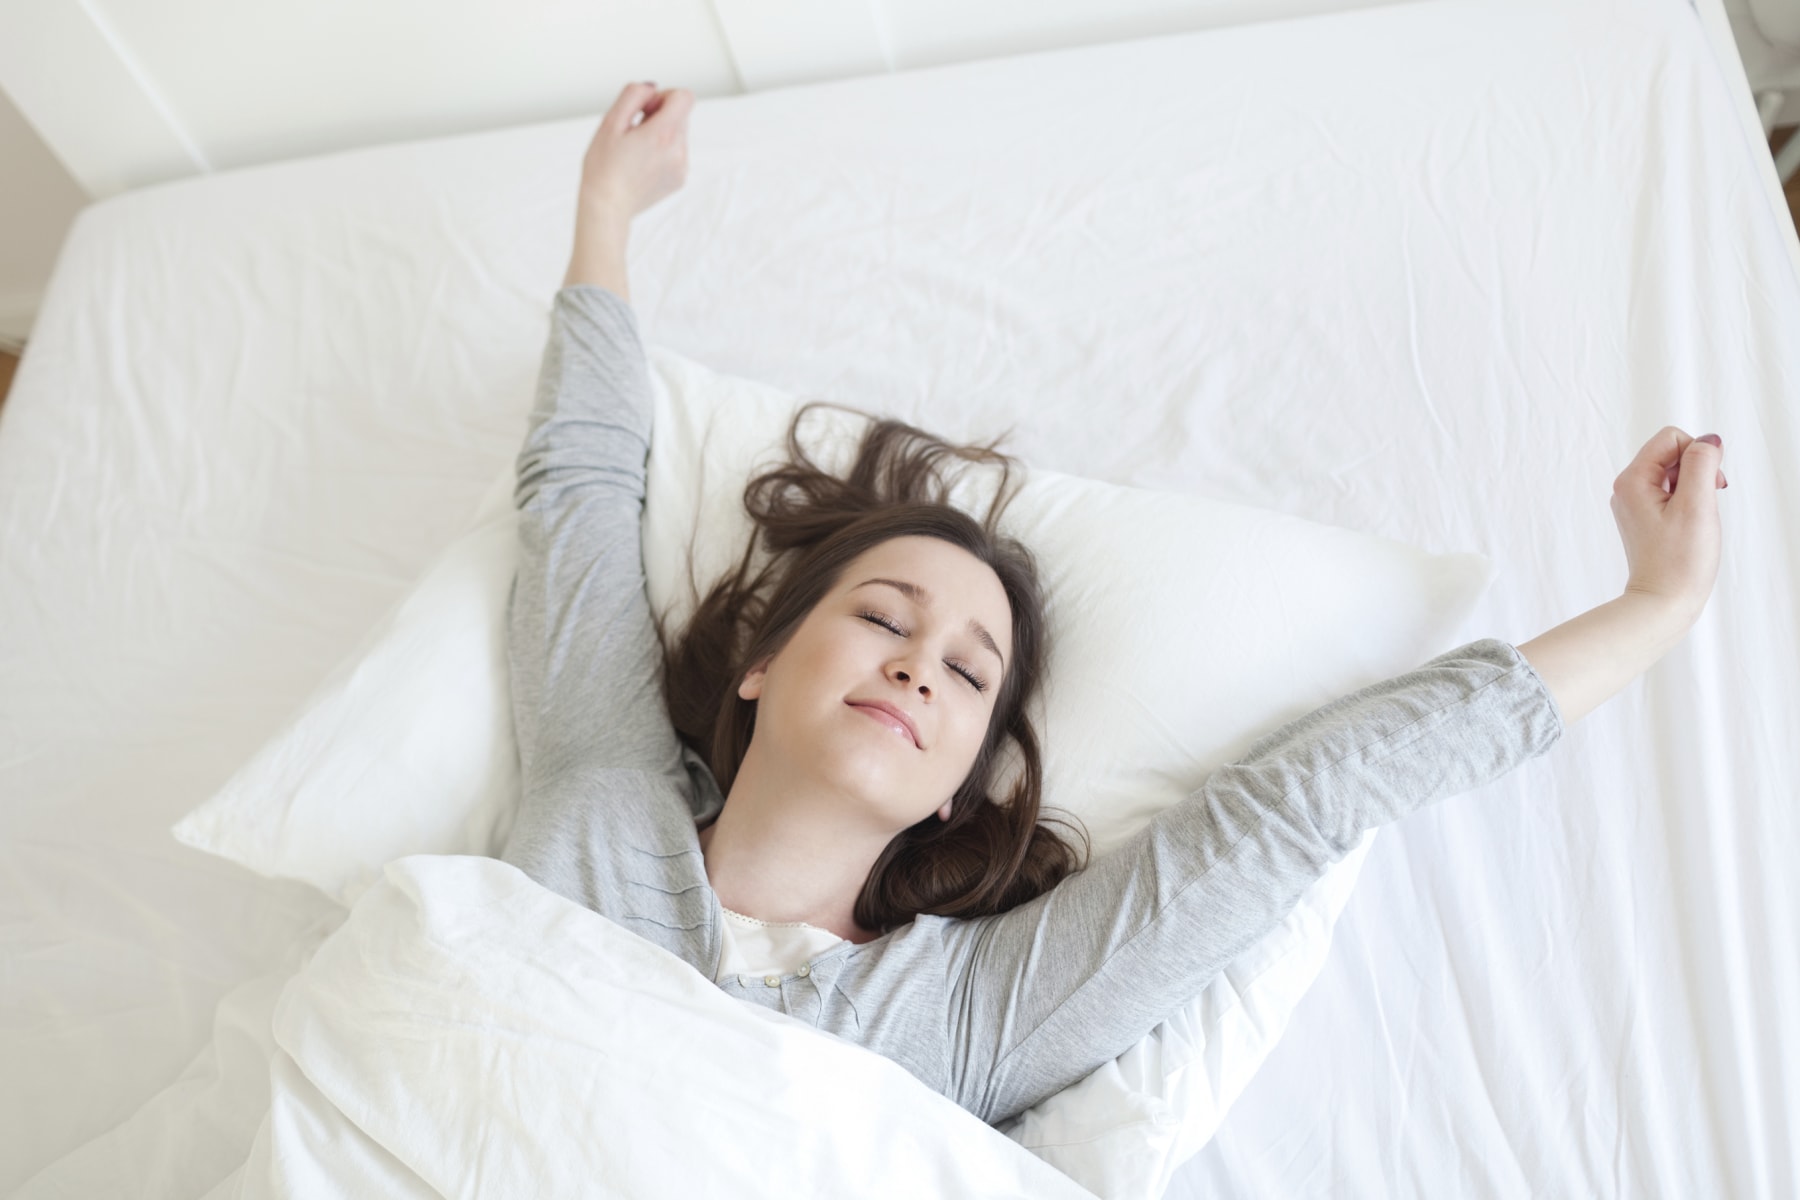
848 703 920 748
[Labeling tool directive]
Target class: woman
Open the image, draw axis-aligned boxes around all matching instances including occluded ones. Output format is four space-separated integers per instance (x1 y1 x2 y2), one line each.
500 82 1729 1127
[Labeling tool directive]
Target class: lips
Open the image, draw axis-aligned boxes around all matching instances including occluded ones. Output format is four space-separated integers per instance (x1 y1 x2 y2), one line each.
846 699 921 748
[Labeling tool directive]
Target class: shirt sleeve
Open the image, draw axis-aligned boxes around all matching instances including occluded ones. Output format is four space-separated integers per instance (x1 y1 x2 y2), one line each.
939 636 1566 1126
505 284 686 787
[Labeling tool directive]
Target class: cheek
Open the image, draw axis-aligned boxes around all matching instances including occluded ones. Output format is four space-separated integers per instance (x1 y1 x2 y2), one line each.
781 628 843 682
951 708 992 766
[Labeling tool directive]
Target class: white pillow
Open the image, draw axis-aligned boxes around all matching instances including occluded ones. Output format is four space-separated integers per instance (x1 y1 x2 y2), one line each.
174 343 1493 1195
173 468 525 897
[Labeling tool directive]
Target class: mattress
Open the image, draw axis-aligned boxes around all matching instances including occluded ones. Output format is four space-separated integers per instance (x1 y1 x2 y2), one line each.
4 0 1797 1193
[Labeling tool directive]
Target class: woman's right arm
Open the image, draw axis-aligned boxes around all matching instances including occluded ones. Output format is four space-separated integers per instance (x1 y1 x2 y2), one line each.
506 83 696 791
506 281 680 786
564 80 692 301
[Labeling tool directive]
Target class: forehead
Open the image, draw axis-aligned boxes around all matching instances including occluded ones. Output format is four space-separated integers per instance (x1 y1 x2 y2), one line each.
841 536 1012 641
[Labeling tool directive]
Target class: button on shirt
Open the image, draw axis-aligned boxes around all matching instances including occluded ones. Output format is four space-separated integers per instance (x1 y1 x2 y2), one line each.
715 906 847 985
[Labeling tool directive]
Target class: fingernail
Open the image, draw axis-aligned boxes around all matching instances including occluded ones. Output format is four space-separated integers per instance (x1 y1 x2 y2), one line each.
1699 433 1722 448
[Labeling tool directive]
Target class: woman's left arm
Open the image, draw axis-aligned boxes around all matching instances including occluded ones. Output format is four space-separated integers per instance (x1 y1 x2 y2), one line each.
937 637 1565 1128
1517 426 1726 725
938 425 1729 1127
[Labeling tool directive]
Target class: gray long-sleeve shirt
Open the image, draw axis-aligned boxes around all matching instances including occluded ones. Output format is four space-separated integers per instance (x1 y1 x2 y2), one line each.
498 284 1566 1128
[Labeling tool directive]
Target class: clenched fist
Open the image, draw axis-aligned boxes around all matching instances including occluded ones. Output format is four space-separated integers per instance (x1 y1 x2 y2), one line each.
577 81 695 224
1613 426 1728 622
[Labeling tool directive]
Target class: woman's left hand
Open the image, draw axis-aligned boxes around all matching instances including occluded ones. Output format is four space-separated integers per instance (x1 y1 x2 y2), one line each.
578 82 695 224
1614 426 1727 623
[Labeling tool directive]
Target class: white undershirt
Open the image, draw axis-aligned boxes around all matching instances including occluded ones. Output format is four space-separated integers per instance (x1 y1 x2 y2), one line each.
715 905 848 985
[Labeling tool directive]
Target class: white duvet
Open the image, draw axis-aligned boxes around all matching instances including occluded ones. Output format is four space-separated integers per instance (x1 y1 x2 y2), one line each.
207 856 1097 1200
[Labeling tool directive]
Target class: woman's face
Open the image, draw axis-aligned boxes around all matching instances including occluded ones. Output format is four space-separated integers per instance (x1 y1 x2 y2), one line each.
737 535 1014 831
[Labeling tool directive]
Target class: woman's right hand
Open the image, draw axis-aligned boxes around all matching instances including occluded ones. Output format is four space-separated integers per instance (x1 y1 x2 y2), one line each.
577 81 695 223
1612 426 1729 622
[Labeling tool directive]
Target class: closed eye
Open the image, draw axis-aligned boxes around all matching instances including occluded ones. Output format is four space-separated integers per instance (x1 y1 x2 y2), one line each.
856 610 989 693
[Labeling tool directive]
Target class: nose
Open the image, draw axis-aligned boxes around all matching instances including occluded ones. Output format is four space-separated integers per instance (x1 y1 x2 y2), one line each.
891 664 930 698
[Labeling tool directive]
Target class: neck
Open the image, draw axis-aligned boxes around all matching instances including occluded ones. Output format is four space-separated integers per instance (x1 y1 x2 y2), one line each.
698 743 892 945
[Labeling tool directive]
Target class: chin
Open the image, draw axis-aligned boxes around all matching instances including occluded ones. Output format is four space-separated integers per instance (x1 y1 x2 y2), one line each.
816 761 916 827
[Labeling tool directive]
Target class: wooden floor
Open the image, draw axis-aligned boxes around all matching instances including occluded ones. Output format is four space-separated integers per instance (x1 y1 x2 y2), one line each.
1778 125 1800 233
0 125 1798 421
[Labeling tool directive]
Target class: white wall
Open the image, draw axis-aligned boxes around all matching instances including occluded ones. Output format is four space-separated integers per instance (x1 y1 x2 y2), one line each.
0 88 86 347
0 0 1429 348
1728 0 1800 127
1 0 1429 192
1 0 1793 348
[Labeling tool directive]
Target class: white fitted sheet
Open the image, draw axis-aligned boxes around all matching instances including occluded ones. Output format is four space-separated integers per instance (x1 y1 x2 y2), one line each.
4 0 1797 1194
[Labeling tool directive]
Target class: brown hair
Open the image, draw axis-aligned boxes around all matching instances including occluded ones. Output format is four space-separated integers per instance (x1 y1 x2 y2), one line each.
653 401 1089 933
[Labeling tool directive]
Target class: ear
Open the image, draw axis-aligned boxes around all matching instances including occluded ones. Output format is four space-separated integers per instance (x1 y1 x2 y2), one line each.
737 658 771 701
937 799 952 822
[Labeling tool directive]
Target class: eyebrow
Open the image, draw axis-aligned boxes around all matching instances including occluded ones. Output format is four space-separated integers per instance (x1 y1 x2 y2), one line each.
851 578 1006 673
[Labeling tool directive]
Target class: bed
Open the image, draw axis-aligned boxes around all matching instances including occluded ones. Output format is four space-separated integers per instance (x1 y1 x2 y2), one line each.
4 0 1797 1194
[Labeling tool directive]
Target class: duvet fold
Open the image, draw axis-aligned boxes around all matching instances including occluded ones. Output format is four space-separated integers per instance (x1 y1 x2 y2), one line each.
214 855 1098 1200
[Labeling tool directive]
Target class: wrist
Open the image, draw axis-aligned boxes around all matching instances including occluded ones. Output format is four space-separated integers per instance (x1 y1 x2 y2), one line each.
1516 590 1693 728
562 236 630 300
576 194 634 241
1619 584 1699 640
